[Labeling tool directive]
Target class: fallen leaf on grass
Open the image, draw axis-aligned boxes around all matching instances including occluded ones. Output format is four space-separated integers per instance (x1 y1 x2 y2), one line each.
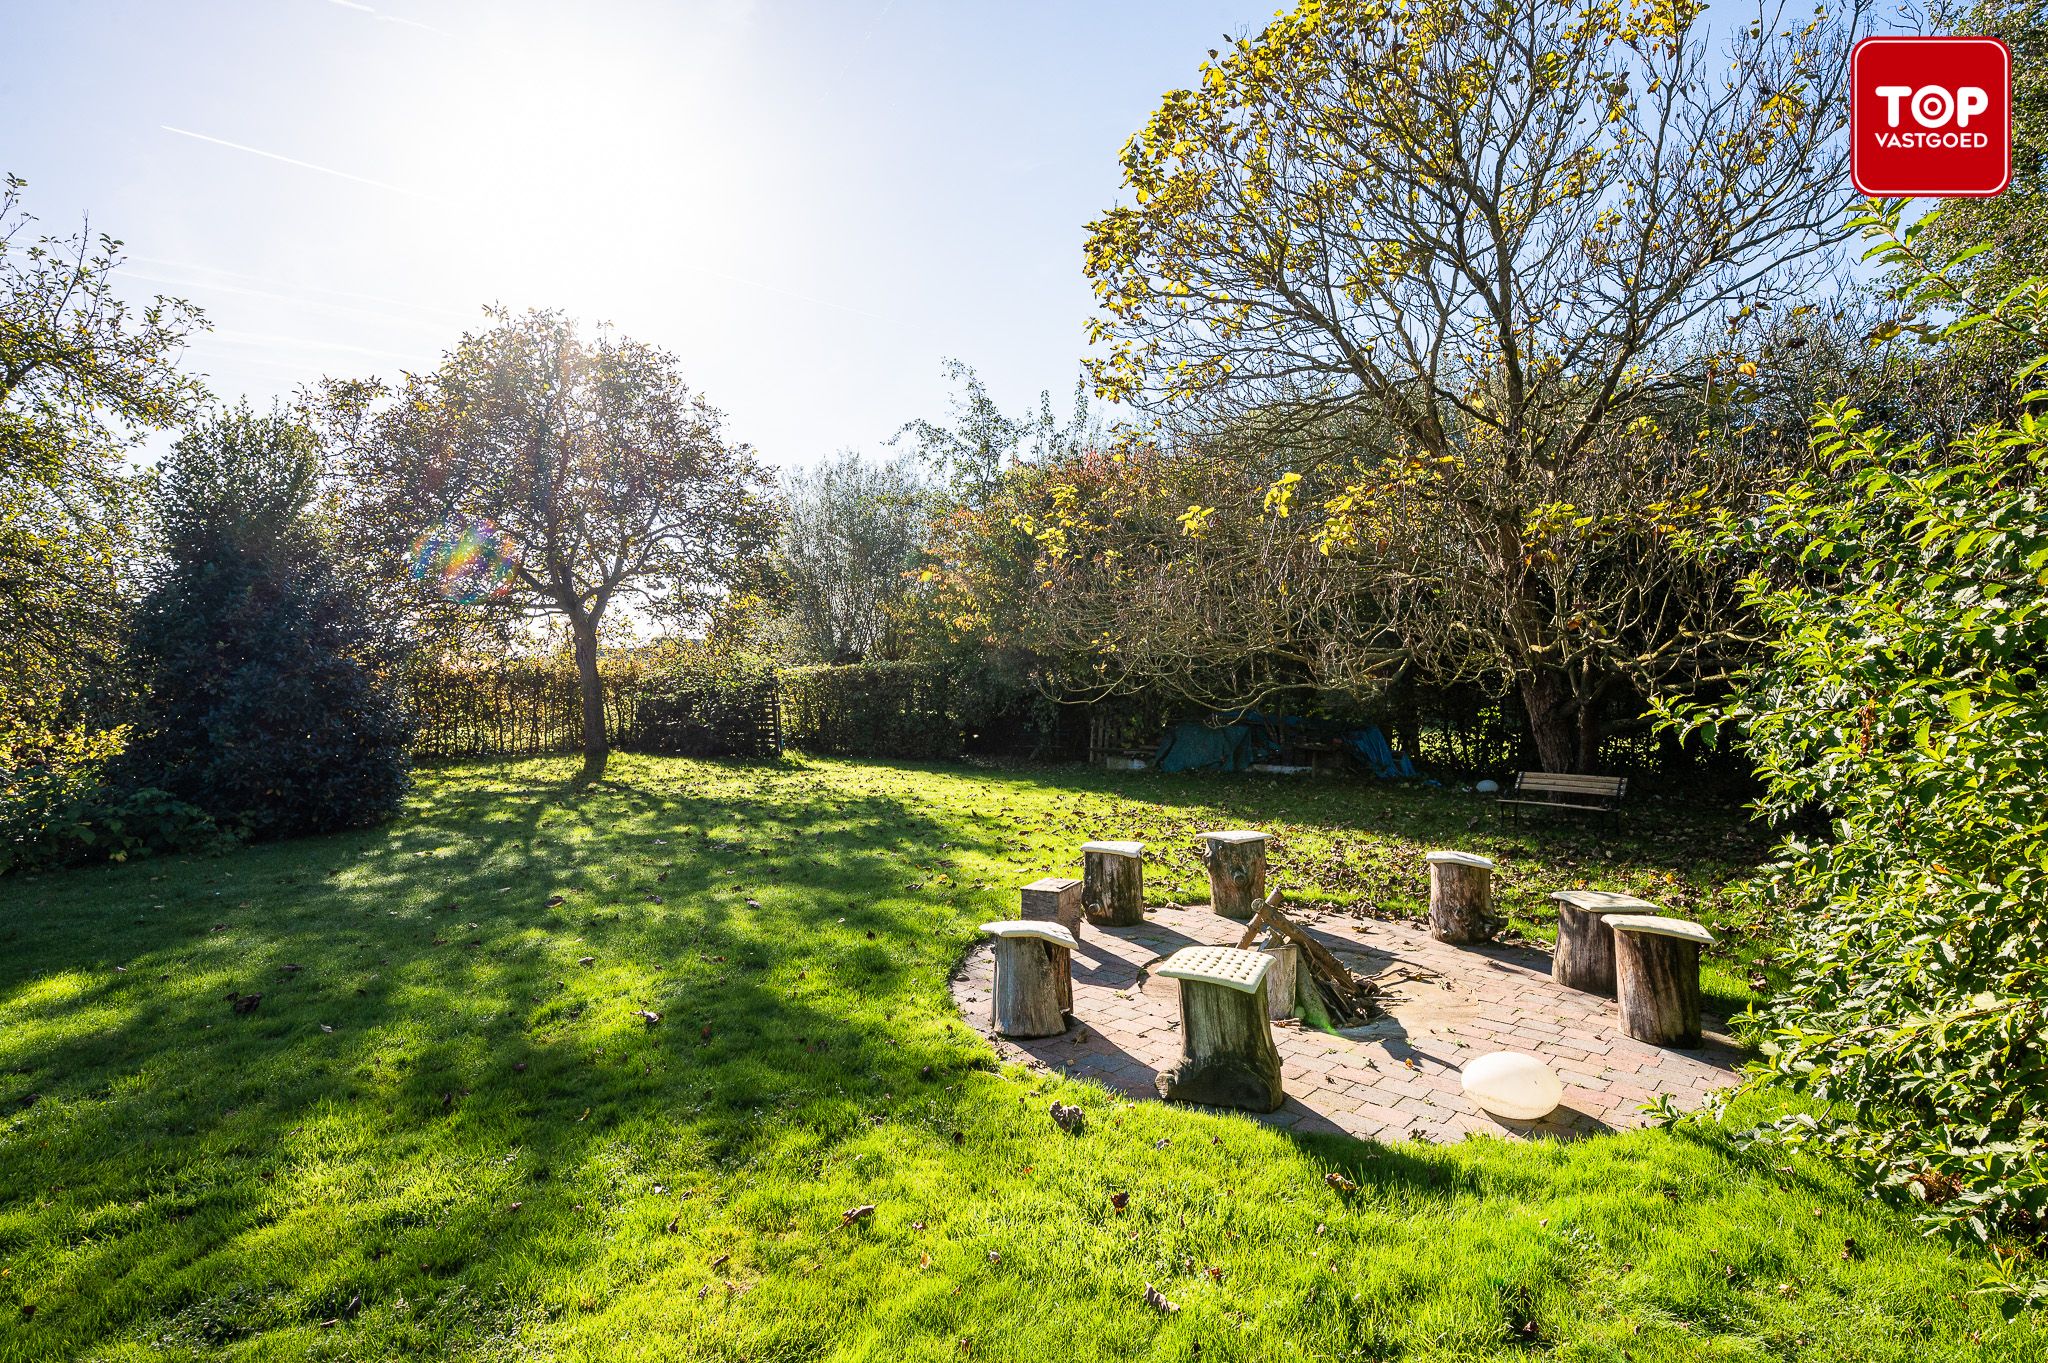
635 1010 662 1026
1049 1101 1085 1134
1143 1283 1179 1314
840 1204 876 1227
1325 1172 1357 1194
1110 1191 1130 1213
578 956 596 967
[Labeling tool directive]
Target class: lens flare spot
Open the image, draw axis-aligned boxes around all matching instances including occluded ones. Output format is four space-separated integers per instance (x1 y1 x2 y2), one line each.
410 515 520 603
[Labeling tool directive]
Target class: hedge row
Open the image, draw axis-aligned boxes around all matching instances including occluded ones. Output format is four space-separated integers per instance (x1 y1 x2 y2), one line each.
407 652 780 761
777 660 1035 760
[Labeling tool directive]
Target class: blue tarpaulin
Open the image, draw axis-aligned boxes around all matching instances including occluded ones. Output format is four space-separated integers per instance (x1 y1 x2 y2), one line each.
1346 725 1417 779
1148 716 1415 778
1153 722 1254 772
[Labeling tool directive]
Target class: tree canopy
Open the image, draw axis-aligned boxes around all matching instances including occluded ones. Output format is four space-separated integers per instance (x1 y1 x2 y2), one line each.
320 308 776 777
1081 0 1860 767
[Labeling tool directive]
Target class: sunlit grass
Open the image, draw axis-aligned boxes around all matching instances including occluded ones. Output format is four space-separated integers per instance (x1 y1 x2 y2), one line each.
0 753 2035 1360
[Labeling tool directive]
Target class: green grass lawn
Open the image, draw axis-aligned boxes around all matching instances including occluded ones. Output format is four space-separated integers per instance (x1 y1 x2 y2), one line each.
0 753 2035 1361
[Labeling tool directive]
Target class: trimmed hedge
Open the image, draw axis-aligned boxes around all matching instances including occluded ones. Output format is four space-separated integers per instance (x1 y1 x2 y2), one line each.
778 660 1033 759
624 652 781 758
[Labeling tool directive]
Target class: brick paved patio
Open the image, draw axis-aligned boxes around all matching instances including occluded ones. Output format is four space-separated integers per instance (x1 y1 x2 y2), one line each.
952 903 1741 1142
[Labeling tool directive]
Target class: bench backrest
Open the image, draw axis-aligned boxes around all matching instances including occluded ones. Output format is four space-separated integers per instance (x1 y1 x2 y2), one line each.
1512 772 1627 798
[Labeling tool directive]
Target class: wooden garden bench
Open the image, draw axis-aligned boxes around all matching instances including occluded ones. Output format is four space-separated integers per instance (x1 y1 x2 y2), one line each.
1496 771 1627 821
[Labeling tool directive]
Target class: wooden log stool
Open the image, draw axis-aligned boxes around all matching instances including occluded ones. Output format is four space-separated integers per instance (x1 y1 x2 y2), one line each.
1424 850 1497 944
1549 889 1658 995
1020 876 1085 943
1153 945 1285 1112
1198 830 1271 921
979 920 1077 1037
1258 941 1302 1021
1081 840 1146 927
1606 914 1714 1047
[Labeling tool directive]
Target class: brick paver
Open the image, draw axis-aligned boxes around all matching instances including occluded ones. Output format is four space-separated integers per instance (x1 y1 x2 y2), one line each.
951 903 1740 1143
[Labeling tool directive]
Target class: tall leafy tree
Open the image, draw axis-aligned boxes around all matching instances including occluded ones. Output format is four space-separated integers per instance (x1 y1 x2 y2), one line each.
123 406 413 838
0 173 206 745
774 451 924 663
321 308 775 778
1083 0 1862 769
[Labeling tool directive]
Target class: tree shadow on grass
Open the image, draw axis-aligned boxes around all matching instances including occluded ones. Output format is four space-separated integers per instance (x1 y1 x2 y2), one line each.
0 760 1017 1352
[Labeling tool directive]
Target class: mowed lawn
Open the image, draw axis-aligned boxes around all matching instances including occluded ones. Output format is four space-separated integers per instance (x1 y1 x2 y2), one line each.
0 754 2037 1361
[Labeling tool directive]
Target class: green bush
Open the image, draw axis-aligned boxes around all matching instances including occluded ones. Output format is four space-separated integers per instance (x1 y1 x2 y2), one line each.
1667 213 2048 1306
1 720 217 874
777 660 1033 759
625 650 780 758
119 408 414 840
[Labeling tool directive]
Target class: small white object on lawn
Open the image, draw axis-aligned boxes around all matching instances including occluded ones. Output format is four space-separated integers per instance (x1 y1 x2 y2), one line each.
1474 779 1501 794
1461 1051 1564 1121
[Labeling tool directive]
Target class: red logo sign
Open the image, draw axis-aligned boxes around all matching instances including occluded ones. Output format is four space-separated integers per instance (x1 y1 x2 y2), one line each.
1851 36 2011 197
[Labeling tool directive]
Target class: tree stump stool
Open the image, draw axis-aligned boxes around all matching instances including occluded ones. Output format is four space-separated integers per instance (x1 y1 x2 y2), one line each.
1153 946 1284 1112
1198 830 1270 921
1549 889 1658 995
979 921 1078 1037
1425 850 1497 944
1081 841 1146 927
1259 941 1301 1021
1020 876 1085 943
1606 914 1714 1047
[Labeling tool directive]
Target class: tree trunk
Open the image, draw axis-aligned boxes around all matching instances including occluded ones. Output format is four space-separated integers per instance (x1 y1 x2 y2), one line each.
990 937 1068 1038
1199 831 1269 921
1260 943 1301 1021
1156 978 1284 1112
1518 667 1583 773
1552 900 1619 995
1020 877 1085 943
1612 928 1704 1047
1426 851 1496 944
1082 843 1145 927
570 610 608 779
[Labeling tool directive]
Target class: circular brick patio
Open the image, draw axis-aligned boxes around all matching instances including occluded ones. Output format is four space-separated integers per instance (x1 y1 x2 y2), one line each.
952 903 1741 1142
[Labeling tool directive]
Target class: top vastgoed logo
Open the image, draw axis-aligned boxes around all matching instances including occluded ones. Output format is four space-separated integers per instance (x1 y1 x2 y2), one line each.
1851 36 2012 198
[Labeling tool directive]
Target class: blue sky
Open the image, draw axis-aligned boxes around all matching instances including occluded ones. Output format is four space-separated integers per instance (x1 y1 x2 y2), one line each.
7 0 1271 469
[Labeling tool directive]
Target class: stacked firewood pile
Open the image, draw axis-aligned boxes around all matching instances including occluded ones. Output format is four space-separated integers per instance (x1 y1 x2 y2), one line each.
1233 889 1379 1024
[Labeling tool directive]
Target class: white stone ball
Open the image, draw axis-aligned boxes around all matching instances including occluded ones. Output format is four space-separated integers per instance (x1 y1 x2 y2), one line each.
1461 1051 1563 1121
1474 779 1501 794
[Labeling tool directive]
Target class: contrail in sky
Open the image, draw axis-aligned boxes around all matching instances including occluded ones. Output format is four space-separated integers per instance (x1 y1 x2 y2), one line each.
159 125 445 203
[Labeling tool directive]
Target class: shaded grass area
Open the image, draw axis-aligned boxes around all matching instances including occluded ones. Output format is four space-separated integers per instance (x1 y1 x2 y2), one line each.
0 753 2032 1361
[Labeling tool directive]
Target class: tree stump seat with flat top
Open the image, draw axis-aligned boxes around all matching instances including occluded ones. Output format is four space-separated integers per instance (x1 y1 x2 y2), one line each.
1152 945 1285 1113
980 920 1077 1038
1606 914 1713 1047
1019 876 1085 943
1425 849 1497 944
1550 889 1658 995
1082 840 1146 927
1198 829 1271 922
